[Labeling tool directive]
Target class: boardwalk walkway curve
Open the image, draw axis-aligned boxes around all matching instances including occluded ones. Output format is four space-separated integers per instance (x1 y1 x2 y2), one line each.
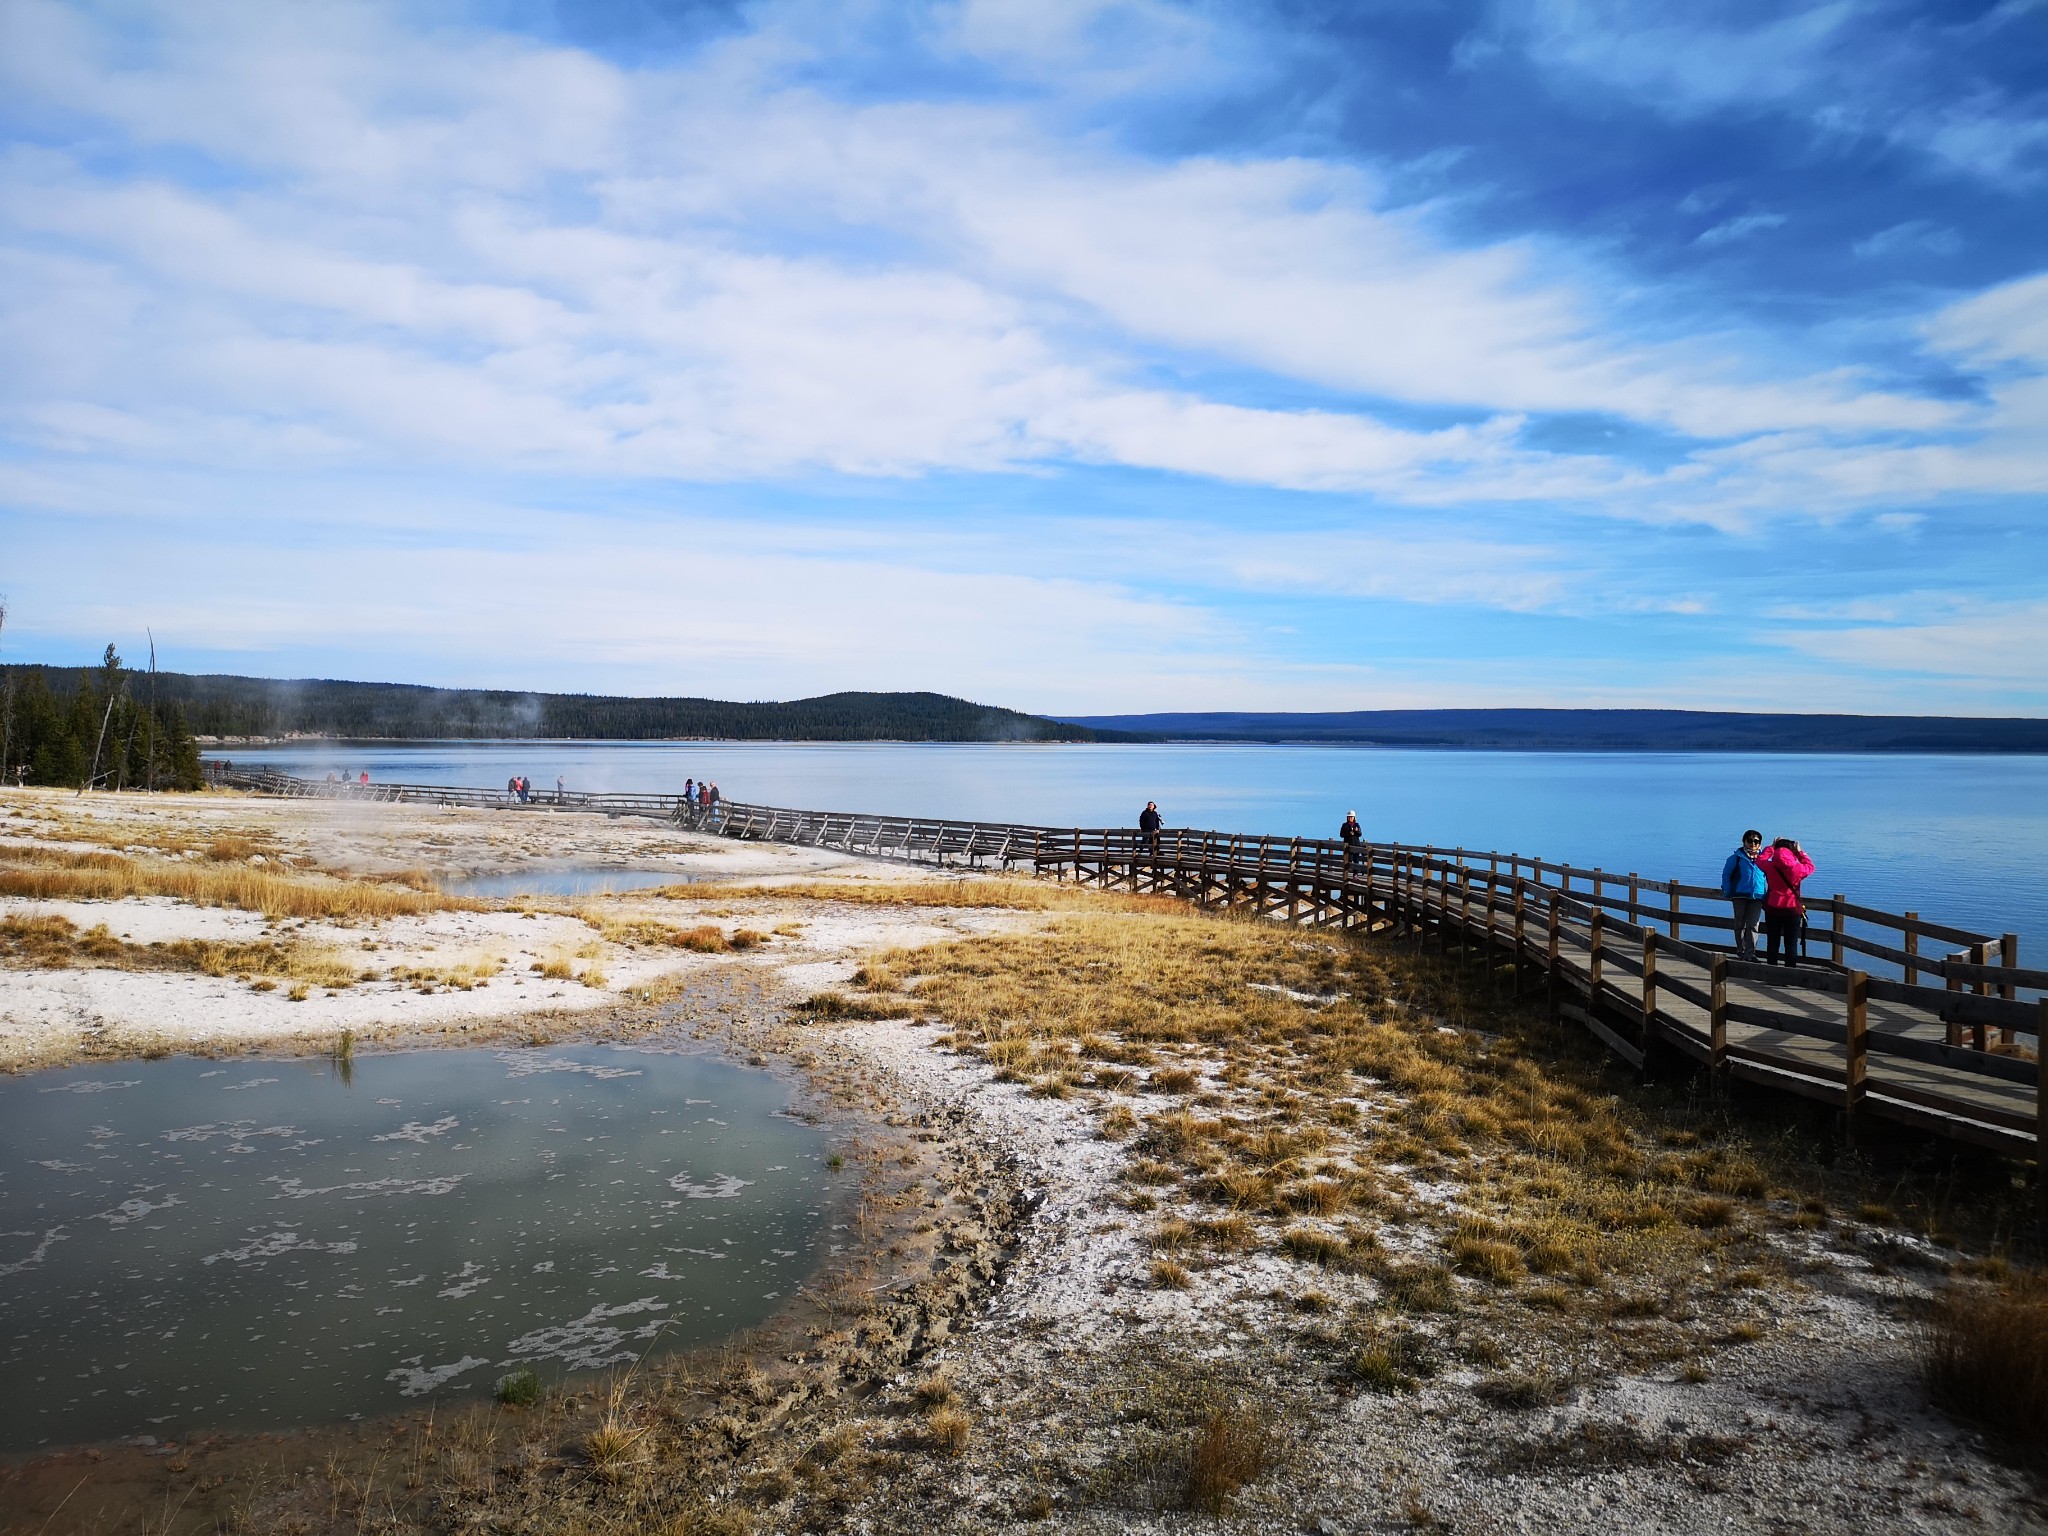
205 765 2046 1166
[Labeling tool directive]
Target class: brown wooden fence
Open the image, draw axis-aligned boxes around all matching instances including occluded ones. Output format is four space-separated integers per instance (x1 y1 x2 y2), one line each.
206 764 2041 1165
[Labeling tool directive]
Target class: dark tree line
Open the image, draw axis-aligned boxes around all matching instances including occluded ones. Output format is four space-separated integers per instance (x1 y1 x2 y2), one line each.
0 669 1100 745
1 648 203 790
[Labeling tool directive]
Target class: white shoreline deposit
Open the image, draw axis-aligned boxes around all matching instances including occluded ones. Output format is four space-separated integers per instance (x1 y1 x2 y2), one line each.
0 787 1035 1064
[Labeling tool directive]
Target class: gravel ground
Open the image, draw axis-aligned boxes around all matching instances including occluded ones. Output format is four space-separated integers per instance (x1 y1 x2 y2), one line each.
725 1014 2048 1535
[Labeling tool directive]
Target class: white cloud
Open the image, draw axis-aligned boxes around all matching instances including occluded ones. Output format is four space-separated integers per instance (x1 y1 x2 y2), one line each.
1694 211 1787 246
1852 220 1962 259
1771 601 2048 686
0 0 2001 521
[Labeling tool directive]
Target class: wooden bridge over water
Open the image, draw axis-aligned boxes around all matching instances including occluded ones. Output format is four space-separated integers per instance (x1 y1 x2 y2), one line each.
207 765 2046 1167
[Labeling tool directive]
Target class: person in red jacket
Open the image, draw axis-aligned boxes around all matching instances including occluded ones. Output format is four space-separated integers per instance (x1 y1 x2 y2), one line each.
1758 837 1814 967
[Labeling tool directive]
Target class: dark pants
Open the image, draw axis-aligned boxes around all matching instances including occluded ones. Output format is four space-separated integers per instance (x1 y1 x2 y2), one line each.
1731 898 1764 960
1763 907 1802 965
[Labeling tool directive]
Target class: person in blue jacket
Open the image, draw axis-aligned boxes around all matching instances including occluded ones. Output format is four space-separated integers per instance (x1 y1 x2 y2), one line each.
1720 829 1768 962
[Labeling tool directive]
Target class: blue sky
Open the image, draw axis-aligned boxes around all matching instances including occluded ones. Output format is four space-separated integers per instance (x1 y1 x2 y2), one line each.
1 0 2044 714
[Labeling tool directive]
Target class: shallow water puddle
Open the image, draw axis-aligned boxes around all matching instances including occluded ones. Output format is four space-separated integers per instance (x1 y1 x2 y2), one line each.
444 867 698 897
0 1045 830 1452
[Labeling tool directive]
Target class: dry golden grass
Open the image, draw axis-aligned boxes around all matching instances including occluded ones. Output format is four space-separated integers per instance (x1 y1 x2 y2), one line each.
1 911 364 988
578 913 771 954
857 908 1782 1314
1151 1257 1193 1290
387 953 505 991
924 1404 971 1456
1184 1400 1271 1514
1922 1275 2048 1458
0 844 471 920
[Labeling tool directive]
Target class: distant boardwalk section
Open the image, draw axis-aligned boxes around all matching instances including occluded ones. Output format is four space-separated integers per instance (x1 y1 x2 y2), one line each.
208 765 2045 1169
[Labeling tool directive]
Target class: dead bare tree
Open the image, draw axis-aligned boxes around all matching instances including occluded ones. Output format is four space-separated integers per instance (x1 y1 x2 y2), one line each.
81 644 125 795
146 628 159 792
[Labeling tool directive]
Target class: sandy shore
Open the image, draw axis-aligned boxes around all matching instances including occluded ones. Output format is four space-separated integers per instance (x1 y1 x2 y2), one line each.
1 786 2040 1536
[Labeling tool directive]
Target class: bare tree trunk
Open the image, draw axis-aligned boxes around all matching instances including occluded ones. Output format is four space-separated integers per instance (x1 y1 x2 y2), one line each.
147 629 159 793
82 689 120 795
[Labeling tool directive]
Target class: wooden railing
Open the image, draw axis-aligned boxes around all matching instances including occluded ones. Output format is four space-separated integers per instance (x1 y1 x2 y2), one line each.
205 764 2042 1163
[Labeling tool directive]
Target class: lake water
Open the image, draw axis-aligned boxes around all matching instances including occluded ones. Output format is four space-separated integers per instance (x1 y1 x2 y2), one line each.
229 741 2048 956
0 1045 831 1452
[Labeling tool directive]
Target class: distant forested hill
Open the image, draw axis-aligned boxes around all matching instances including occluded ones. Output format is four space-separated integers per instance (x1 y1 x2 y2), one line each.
0 667 1097 743
1055 708 2048 753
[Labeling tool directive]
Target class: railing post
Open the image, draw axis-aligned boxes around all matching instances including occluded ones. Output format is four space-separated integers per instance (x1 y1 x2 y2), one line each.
2002 933 2019 1044
1668 880 1680 940
1457 857 1472 960
1513 881 1527 990
2036 998 2047 1223
1708 955 1728 1081
1831 897 1844 966
1485 854 1499 989
1971 943 1988 1050
1945 952 1963 1046
1641 931 1659 1071
1546 894 1561 1019
1904 913 1919 986
1628 873 1640 928
1588 906 1605 999
1844 970 1870 1142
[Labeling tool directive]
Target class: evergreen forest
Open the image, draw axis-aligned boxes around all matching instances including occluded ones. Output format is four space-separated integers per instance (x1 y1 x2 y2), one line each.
0 667 1098 747
1 647 205 789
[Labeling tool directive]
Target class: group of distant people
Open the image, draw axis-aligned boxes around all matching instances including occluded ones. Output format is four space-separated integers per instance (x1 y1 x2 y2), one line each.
1721 830 1816 966
323 769 371 786
505 774 569 804
683 778 722 816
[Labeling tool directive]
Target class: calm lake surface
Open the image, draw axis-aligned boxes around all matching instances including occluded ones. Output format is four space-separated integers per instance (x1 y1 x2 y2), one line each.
232 741 2048 955
0 1046 831 1452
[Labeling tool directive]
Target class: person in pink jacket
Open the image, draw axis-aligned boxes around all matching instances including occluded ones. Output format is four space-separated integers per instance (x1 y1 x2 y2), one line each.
1758 837 1814 967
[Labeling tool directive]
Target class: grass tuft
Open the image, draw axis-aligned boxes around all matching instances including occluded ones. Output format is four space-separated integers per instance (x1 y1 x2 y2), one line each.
924 1404 971 1456
495 1366 542 1407
1921 1276 2048 1459
1151 1257 1193 1290
1184 1401 1271 1515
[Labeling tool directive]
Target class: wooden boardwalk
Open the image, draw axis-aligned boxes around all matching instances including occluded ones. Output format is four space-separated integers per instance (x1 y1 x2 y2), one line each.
207 766 2045 1164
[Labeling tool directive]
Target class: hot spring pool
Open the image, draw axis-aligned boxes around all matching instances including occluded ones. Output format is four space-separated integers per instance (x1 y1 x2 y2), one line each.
0 1044 834 1451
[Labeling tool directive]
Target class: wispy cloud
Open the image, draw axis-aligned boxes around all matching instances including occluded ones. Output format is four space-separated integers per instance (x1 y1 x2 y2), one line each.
1695 211 1786 246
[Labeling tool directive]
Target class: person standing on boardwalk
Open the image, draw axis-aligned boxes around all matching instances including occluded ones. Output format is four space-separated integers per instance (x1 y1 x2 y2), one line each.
1759 837 1814 967
1139 801 1162 858
1720 830 1768 962
555 774 566 804
1339 811 1363 874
